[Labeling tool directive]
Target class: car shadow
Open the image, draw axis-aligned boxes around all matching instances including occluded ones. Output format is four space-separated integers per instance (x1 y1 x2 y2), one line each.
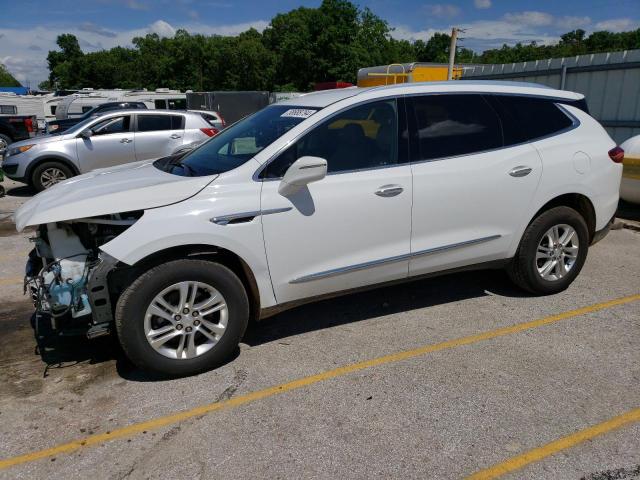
243 268 528 347
21 268 527 383
6 184 36 197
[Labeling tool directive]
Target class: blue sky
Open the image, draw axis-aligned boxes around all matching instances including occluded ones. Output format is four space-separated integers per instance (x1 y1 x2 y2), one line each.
1 0 638 86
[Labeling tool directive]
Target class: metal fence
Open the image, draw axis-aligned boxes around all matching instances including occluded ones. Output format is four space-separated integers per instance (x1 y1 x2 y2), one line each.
461 49 640 144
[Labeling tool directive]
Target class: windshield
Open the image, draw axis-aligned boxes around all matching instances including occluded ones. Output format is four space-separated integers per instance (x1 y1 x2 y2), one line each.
155 104 320 177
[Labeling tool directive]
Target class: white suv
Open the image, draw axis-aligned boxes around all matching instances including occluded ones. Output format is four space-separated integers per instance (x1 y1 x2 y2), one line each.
15 81 623 376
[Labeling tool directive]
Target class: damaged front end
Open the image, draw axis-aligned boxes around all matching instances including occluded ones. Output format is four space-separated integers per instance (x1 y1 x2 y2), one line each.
25 211 142 339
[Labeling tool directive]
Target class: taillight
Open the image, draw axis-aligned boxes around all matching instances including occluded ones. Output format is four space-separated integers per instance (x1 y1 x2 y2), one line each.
608 146 624 163
25 117 34 132
200 127 219 137
220 116 226 127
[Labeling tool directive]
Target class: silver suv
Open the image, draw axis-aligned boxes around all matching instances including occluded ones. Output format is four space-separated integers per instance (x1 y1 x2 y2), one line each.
2 110 216 191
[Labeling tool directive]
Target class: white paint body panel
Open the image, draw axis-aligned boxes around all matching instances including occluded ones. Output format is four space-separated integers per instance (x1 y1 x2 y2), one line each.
261 165 412 304
15 82 622 312
14 161 215 231
409 142 542 275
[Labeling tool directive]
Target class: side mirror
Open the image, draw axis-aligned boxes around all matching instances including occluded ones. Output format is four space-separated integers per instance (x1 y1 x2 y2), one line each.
278 156 327 196
79 129 93 139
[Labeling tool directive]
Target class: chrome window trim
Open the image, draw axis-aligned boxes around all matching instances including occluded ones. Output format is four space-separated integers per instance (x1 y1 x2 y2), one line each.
252 94 403 182
255 91 581 181
289 234 501 284
406 94 581 166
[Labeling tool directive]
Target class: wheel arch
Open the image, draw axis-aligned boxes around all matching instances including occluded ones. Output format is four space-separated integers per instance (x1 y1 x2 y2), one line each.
110 244 262 323
529 193 597 242
25 155 80 183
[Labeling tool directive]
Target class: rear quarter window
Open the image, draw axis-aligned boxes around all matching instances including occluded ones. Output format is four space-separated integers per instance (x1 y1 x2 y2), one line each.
488 95 575 145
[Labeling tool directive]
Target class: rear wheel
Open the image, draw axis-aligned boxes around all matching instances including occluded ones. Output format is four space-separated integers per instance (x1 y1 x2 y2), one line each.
508 206 589 295
31 161 74 191
115 259 249 376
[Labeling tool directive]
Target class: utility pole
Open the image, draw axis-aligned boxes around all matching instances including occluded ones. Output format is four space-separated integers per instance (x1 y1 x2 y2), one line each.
447 27 459 81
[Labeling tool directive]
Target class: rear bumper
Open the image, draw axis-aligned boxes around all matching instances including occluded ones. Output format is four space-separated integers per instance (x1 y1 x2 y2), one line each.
591 215 615 245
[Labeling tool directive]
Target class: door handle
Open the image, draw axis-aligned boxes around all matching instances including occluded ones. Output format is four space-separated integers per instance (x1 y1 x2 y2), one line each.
170 134 182 139
375 185 404 197
120 138 132 144
508 166 532 177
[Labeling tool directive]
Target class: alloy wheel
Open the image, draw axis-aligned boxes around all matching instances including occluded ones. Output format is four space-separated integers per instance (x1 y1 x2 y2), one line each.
40 167 68 188
535 224 579 281
144 281 228 360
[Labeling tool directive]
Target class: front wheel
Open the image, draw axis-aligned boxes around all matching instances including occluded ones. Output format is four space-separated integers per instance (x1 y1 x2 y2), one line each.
31 161 74 191
507 206 589 295
115 259 249 376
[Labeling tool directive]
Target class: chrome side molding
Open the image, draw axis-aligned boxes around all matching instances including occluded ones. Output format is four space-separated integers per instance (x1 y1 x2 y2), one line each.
211 207 292 225
290 234 502 284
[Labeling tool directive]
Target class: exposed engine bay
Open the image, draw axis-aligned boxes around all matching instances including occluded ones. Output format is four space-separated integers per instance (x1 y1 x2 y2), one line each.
25 211 143 338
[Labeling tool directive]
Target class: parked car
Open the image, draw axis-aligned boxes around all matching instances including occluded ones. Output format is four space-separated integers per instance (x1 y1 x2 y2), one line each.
46 101 147 134
619 134 640 204
188 110 225 130
3 110 217 191
0 114 37 147
15 81 622 376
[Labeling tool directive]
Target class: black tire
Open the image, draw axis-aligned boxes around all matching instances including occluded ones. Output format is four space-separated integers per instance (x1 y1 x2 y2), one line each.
0 133 11 146
507 206 589 295
31 161 74 192
115 259 249 377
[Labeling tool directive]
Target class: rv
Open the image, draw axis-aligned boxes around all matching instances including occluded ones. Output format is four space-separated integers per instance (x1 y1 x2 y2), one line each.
55 88 187 120
0 92 66 130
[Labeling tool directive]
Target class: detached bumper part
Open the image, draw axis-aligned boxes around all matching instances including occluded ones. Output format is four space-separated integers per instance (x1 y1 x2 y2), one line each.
87 252 119 325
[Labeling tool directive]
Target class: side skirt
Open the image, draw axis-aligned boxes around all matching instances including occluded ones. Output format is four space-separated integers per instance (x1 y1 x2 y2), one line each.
258 258 511 320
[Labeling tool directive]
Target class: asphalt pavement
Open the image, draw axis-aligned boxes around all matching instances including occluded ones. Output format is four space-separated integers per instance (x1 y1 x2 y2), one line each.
0 178 639 480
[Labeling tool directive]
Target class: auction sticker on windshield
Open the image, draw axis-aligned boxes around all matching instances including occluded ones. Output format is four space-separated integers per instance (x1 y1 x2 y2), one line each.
280 109 316 119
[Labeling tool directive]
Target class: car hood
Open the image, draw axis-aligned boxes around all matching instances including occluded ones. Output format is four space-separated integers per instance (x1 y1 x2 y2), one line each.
15 160 217 231
10 134 69 148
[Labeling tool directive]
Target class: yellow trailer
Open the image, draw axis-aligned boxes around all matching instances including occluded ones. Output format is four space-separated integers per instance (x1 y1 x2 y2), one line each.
357 62 463 87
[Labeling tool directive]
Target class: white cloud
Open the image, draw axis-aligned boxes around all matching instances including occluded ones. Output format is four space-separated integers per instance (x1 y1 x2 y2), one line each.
594 18 639 32
148 20 176 37
556 16 591 30
425 4 460 18
474 0 491 9
0 19 269 87
391 25 446 42
503 11 554 27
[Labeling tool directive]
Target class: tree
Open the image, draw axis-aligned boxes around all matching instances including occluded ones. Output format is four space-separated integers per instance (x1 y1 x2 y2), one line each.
47 34 85 88
42 2 640 91
0 63 21 87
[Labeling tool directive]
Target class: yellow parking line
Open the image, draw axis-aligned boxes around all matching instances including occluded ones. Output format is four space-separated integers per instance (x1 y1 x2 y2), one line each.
0 293 639 471
467 407 640 479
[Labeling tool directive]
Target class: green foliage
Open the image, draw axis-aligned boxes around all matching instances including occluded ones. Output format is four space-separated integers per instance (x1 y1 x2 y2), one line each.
44 0 640 91
0 63 21 87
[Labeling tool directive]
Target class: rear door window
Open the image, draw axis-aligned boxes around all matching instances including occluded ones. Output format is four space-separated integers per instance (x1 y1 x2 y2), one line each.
137 114 184 132
407 94 502 161
486 95 574 145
